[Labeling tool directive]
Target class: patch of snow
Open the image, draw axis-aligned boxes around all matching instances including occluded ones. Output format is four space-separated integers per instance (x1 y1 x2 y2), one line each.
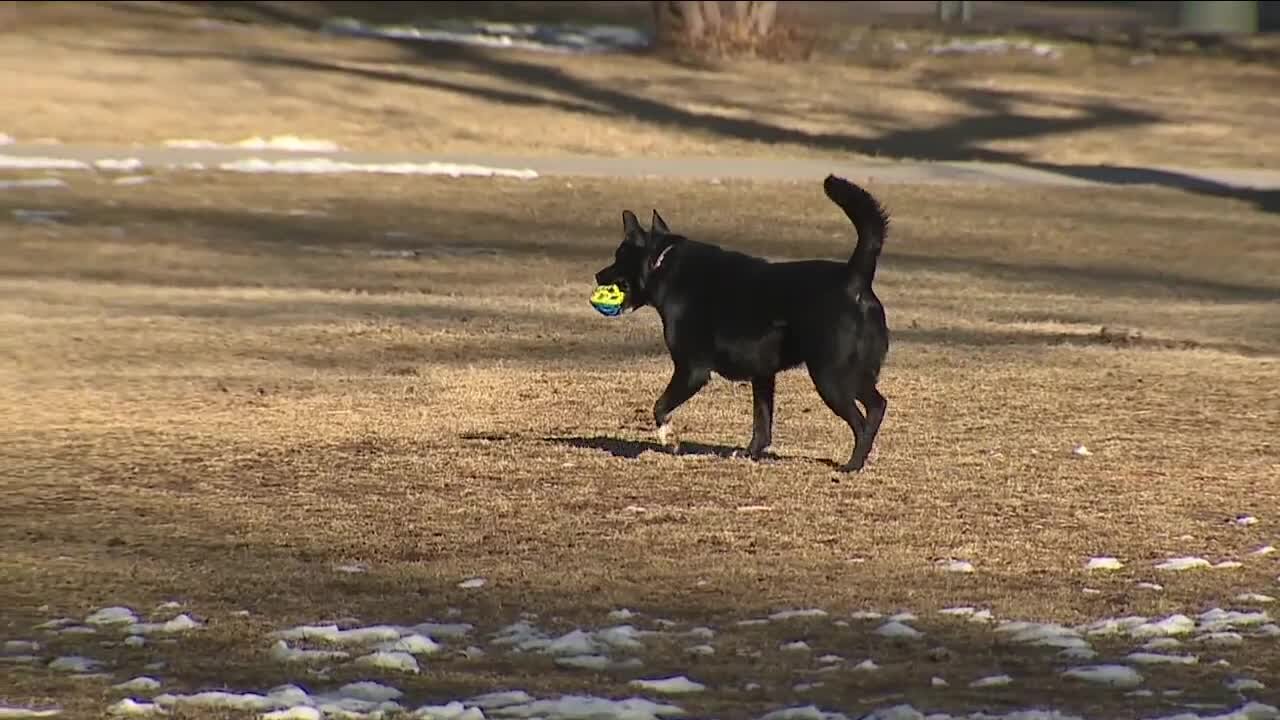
1198 632 1245 647
217 157 539 180
106 699 162 717
686 626 715 639
334 563 368 574
3 640 38 653
155 601 182 612
113 677 161 694
0 656 42 665
1236 593 1275 604
123 636 145 648
940 560 975 573
818 654 844 664
164 136 343 152
412 622 473 639
1235 515 1259 526
737 619 770 627
378 633 442 655
555 654 609 671
94 158 144 172
269 640 349 664
86 607 139 626
155 685 310 713
998 621 1088 649
781 641 812 652
13 209 69 224
482 694 684 719
850 611 883 620
1137 582 1165 591
1126 652 1199 665
608 609 637 621
0 708 62 719
59 626 96 636
853 659 880 672
969 674 1013 688
262 708 319 720
323 17 651 56
1063 665 1144 689
928 37 1063 60
1072 443 1092 457
931 677 949 688
0 178 67 190
1199 609 1271 633
1087 557 1124 571
353 650 420 673
875 622 923 640
686 644 715 656
1250 545 1275 556
1130 614 1197 638
0 154 88 170
128 614 201 635
1215 560 1245 570
48 656 102 673
757 707 849 720
1227 678 1266 692
458 577 487 589
1148 703 1280 720
414 702 487 719
1142 638 1183 651
273 623 400 645
1157 557 1212 571
769 609 828 621
630 676 706 694
888 612 918 622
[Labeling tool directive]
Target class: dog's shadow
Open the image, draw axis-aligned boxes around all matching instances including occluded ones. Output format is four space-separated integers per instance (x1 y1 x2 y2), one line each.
540 435 839 468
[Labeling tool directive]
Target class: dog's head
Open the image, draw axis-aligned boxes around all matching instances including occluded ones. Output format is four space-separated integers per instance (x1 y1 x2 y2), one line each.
594 208 676 312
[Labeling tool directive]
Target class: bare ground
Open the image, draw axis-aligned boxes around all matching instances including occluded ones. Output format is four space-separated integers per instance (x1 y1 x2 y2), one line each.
2 2 1280 170
1 166 1278 718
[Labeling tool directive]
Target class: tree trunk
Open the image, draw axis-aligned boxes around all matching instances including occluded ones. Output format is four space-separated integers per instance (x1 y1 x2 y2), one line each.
0 1 17 32
652 1 782 57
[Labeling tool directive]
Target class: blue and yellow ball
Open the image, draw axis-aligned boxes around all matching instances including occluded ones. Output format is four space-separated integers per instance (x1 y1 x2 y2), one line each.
590 284 626 317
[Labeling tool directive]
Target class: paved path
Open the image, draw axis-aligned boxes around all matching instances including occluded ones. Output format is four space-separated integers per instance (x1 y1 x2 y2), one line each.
3 142 1279 191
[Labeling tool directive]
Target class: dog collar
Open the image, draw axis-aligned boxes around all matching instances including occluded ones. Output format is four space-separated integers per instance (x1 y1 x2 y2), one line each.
652 243 675 271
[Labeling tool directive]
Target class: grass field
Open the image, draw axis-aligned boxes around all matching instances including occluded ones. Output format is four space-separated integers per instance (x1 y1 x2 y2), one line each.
3 2 1280 170
1 165 1278 718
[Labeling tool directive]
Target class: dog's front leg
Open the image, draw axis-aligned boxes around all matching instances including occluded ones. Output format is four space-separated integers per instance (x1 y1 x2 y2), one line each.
747 375 776 460
653 364 709 452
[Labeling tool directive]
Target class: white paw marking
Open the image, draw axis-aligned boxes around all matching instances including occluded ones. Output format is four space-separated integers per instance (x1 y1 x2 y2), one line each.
657 423 673 446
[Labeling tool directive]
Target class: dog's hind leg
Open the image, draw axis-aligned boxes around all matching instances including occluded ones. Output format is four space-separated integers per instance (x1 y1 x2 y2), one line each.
849 384 887 470
654 364 710 451
747 375 776 460
807 365 870 472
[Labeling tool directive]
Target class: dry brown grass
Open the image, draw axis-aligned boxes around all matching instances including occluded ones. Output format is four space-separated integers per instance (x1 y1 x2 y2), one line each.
1 167 1278 718
2 2 1280 169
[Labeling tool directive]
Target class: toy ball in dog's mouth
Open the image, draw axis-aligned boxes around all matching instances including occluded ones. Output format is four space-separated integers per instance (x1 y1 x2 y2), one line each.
589 284 626 317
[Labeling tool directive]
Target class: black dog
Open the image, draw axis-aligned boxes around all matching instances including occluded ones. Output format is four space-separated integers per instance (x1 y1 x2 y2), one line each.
594 175 891 472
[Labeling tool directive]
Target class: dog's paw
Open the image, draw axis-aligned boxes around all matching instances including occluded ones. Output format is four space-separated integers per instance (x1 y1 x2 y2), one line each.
656 422 678 450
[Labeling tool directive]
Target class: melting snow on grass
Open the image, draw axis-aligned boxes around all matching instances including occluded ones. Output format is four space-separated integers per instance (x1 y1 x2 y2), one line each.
1063 665 1145 689
0 709 62 719
629 676 706 694
164 135 343 152
218 157 539 179
1087 556 1125 571
322 17 650 55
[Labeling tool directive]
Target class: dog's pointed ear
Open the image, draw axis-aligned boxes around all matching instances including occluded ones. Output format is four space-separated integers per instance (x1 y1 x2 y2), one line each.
622 210 645 245
650 209 670 236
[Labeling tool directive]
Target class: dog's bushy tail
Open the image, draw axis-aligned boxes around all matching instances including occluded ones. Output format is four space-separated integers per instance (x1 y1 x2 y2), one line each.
823 174 889 297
